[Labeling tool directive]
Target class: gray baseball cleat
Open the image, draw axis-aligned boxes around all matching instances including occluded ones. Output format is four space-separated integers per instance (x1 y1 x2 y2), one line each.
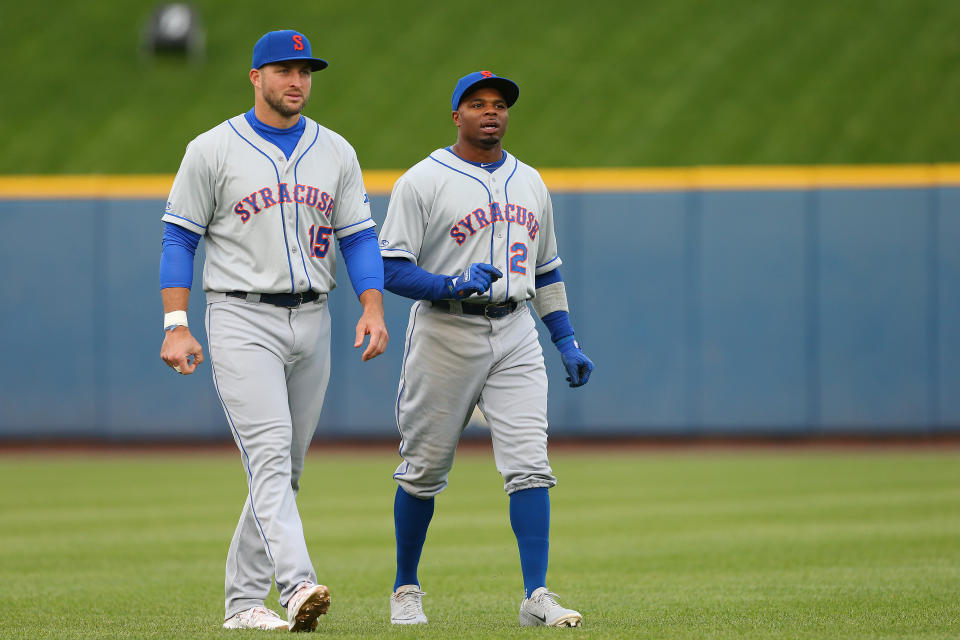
222 606 288 630
518 587 583 627
286 583 331 632
390 584 428 624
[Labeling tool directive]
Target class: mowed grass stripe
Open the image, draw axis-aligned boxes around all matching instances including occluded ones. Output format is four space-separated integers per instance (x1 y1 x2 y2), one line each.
1 1 959 172
0 450 957 639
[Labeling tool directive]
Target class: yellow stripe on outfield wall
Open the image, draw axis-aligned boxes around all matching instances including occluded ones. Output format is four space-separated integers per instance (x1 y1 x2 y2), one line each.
537 164 960 191
0 173 404 199
1 165 959 198
0 175 177 199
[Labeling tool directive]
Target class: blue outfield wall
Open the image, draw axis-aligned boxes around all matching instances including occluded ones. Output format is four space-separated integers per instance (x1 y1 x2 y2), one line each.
0 185 957 439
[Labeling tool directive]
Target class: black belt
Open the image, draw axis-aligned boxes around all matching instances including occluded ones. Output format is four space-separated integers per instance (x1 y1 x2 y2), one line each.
432 299 519 319
227 291 322 308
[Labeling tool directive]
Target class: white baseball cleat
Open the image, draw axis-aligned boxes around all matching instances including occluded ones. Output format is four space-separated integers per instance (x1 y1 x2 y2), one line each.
222 606 288 630
390 584 428 624
518 587 583 627
286 583 331 632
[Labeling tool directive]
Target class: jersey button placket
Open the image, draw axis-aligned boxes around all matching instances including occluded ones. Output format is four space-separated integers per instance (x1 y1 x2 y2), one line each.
283 172 308 290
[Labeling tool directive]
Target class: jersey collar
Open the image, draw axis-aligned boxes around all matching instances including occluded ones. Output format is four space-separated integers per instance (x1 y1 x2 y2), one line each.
443 147 507 173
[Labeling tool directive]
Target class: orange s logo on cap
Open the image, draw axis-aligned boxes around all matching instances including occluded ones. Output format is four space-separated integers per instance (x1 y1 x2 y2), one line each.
292 35 304 50
480 70 493 78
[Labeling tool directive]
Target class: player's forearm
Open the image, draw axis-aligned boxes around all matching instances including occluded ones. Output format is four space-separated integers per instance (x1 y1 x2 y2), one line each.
161 287 191 313
383 257 452 301
358 288 385 315
532 269 575 343
355 288 389 362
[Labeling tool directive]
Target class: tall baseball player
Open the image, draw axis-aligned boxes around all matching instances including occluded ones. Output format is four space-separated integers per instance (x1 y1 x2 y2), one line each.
158 30 388 632
378 70 595 627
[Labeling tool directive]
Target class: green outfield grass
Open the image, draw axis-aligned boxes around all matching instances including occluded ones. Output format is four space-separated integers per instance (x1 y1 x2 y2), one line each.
0 448 957 639
1 0 958 173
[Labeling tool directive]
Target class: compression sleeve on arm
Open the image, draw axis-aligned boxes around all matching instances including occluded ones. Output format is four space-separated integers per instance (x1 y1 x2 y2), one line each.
541 310 575 345
383 257 453 301
160 222 201 289
339 227 385 297
533 268 575 344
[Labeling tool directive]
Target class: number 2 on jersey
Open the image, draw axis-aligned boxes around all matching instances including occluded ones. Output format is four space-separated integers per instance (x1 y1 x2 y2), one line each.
510 242 527 274
308 225 332 258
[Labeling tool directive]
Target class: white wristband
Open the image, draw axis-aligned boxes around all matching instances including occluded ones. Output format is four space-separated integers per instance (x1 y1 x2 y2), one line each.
163 310 189 330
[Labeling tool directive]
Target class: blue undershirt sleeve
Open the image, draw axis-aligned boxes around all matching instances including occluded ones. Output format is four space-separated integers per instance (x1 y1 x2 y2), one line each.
534 268 562 288
338 228 385 297
383 257 452 301
160 222 201 289
535 268 575 344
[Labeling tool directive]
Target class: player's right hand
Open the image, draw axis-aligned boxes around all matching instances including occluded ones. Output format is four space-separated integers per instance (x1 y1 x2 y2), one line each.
449 263 503 298
160 326 205 375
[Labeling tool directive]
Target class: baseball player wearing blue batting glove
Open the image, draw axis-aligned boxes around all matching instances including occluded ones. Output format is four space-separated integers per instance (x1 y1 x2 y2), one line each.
449 262 503 297
378 70 593 628
159 29 388 633
557 336 594 387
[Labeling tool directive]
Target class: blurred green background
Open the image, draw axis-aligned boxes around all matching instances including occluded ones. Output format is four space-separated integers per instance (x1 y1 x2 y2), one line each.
2 0 958 174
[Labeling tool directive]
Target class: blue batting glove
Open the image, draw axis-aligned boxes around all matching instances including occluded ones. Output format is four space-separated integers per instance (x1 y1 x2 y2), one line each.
448 263 503 298
556 336 594 388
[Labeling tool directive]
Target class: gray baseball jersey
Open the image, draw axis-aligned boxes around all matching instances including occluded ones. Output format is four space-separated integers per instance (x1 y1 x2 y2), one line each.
163 114 375 293
378 148 561 301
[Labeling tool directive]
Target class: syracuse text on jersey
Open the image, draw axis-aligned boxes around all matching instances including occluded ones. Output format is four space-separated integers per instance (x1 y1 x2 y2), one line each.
449 201 539 246
232 182 334 223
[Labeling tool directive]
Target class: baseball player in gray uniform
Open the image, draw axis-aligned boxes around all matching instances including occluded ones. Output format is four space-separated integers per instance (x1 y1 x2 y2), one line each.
378 70 594 627
158 30 388 632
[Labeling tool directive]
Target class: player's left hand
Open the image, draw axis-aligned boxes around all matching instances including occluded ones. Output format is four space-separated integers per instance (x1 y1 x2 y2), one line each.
557 338 594 388
355 289 389 361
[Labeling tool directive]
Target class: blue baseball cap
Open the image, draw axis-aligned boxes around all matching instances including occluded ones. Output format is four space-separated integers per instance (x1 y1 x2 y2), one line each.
451 71 519 111
252 30 328 71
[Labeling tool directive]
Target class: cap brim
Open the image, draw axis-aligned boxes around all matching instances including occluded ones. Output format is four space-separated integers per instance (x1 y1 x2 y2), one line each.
457 77 519 108
257 56 328 71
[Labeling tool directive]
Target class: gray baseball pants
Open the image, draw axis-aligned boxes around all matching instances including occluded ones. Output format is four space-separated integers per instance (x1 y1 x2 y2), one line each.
205 293 331 619
393 301 557 498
